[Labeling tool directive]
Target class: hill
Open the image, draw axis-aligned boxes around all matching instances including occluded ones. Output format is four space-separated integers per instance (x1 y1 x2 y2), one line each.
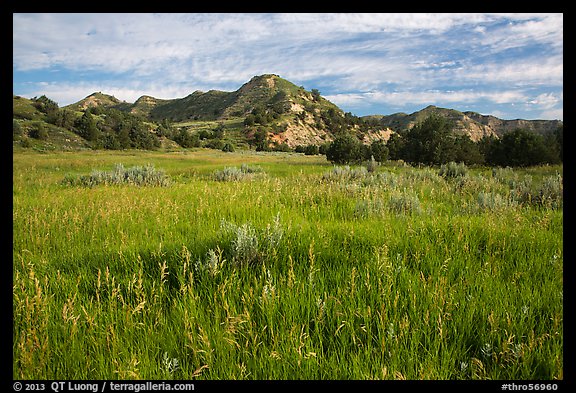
364 105 562 142
13 95 88 151
66 74 386 148
64 92 126 112
17 75 563 151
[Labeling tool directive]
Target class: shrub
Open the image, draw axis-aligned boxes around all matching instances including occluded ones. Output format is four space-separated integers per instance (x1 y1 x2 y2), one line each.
388 191 422 214
438 161 468 179
13 120 23 140
492 167 516 184
221 142 235 152
322 165 368 182
477 192 514 212
366 155 378 173
508 173 563 209
213 164 264 181
28 122 49 140
509 175 534 205
354 198 387 218
537 174 563 209
326 133 362 164
304 145 320 155
220 214 284 266
62 163 171 187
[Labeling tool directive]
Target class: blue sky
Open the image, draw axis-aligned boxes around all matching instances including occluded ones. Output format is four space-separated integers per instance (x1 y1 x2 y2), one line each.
13 13 563 120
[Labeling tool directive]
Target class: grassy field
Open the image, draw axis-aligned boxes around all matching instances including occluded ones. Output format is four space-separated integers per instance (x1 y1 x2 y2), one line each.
12 149 563 380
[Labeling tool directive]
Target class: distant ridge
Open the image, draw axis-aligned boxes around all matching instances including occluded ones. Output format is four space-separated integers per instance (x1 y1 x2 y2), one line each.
363 105 562 142
63 75 562 146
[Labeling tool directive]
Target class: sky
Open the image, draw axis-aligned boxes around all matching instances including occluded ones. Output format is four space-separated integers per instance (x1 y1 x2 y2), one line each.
12 13 563 120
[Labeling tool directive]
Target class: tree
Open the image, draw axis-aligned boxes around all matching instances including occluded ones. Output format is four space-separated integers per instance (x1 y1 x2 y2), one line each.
452 134 484 165
402 115 456 165
386 132 405 161
213 122 225 139
221 142 235 152
76 109 99 141
13 120 23 140
369 140 389 162
554 125 563 162
498 129 557 166
51 109 75 129
303 144 319 155
175 128 199 148
244 114 256 126
311 89 321 102
481 128 561 167
32 95 59 116
326 133 362 164
29 122 49 140
253 128 270 151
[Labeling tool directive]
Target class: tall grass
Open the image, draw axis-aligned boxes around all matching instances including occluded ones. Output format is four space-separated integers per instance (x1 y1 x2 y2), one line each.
13 150 563 380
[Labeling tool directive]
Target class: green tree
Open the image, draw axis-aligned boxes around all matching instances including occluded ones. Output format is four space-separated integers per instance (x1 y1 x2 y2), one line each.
499 129 557 167
32 95 59 116
29 122 49 140
52 109 75 129
213 122 225 139
13 120 23 140
554 125 563 162
221 142 235 152
402 115 456 165
326 133 362 164
244 114 256 126
311 89 321 102
76 109 100 141
304 144 319 155
452 134 484 165
386 132 405 161
369 140 389 163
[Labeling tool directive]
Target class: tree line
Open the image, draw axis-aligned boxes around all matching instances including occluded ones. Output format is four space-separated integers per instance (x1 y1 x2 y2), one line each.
325 115 563 167
18 96 563 168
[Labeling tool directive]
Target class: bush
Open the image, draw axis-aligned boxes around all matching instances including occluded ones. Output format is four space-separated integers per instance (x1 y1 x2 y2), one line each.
388 191 422 214
13 120 23 140
219 214 284 266
28 123 49 140
508 173 563 209
477 192 514 212
438 161 468 179
538 173 563 209
322 166 368 182
304 144 320 155
213 164 264 181
62 163 171 187
221 142 235 152
354 198 387 218
366 156 378 173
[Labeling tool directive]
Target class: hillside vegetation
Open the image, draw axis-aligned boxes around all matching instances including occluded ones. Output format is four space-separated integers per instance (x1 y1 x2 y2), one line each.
13 74 563 168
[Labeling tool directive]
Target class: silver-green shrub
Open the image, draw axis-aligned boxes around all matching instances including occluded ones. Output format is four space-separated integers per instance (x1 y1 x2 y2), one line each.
62 163 171 187
537 173 563 209
388 191 422 214
213 164 264 181
220 214 284 266
477 192 514 212
438 161 468 179
322 165 368 182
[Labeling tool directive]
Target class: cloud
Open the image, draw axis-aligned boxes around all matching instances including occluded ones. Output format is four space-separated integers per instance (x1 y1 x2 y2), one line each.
18 80 204 106
326 89 529 108
13 13 563 119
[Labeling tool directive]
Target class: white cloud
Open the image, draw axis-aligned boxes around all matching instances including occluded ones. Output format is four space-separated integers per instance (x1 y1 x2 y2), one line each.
13 13 563 119
327 89 528 108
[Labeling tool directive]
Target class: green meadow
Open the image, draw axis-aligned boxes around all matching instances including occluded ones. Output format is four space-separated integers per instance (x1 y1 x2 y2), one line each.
13 149 563 380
